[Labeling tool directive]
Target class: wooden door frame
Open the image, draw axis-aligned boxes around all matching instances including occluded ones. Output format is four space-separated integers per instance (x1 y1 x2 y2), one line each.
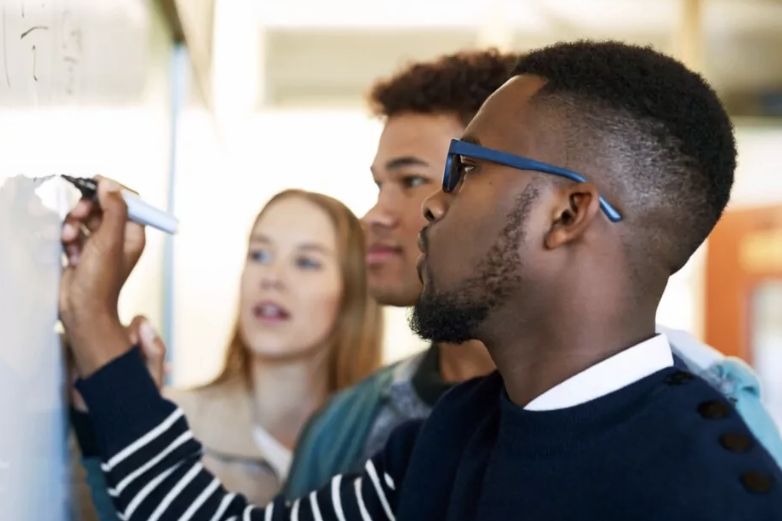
705 204 782 360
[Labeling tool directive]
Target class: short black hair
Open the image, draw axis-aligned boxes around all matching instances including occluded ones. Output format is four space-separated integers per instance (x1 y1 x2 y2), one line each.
513 40 736 274
369 49 521 126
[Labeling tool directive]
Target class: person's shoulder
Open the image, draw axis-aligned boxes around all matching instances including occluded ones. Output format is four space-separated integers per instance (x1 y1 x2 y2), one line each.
658 325 724 369
294 358 406 447
163 382 214 409
285 356 418 497
440 370 501 402
659 373 782 516
162 379 248 427
318 357 409 417
162 384 201 414
424 371 502 422
661 325 782 467
301 353 434 444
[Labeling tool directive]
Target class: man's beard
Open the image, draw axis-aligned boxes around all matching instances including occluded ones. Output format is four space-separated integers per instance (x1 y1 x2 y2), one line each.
409 184 540 344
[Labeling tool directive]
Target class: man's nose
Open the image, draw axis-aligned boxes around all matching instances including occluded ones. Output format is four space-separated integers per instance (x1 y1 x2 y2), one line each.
422 189 448 223
362 192 399 231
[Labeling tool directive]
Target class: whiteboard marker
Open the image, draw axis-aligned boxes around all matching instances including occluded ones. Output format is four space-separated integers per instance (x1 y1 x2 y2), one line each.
61 175 178 235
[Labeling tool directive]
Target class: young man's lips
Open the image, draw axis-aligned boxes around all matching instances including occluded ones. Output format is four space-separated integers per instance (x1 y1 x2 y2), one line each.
366 245 402 265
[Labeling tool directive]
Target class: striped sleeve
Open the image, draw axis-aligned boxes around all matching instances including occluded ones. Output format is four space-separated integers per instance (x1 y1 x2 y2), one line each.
76 347 418 521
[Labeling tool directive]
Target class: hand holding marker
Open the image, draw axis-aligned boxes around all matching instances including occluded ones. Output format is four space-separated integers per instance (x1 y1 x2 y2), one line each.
61 175 178 235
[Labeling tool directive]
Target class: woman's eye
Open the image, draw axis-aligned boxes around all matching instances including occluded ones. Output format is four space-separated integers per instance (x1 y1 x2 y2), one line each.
459 163 475 175
249 250 271 263
296 257 322 270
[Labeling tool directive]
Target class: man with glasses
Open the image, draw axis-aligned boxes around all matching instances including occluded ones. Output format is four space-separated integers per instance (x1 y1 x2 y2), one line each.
284 50 782 499
63 41 782 520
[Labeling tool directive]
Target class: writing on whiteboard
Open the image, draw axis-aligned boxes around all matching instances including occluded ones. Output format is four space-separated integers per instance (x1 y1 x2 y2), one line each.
0 0 83 105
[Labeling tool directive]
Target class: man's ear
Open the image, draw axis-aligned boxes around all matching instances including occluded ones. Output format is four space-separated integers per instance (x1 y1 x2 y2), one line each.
544 182 601 249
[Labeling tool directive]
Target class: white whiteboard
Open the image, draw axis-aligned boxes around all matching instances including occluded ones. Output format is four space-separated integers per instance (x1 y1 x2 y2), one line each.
0 174 70 520
1 0 149 107
0 1 159 519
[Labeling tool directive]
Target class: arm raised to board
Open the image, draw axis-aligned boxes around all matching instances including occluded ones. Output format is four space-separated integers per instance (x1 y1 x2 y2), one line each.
60 176 417 520
75 347 419 520
66 316 168 521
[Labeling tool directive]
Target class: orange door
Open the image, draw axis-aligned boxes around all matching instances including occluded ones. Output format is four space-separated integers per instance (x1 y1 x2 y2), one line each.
706 205 782 425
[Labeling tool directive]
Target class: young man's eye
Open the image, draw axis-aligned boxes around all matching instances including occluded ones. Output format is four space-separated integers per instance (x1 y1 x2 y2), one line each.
402 176 428 188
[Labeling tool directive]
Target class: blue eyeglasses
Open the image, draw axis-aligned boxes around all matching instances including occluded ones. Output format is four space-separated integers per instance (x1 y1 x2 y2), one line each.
443 139 622 223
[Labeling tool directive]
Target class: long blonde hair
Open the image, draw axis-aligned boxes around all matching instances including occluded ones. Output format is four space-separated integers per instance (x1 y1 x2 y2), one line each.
209 189 384 394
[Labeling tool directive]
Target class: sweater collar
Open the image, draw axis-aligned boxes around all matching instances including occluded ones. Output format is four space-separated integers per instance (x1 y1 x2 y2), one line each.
498 366 682 456
525 334 673 411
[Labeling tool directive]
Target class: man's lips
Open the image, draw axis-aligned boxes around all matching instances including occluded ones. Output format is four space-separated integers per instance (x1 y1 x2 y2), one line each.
366 244 403 265
416 229 429 283
416 254 426 283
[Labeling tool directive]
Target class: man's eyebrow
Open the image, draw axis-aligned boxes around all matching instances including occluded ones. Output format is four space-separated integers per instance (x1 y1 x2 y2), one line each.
386 156 429 170
370 155 430 175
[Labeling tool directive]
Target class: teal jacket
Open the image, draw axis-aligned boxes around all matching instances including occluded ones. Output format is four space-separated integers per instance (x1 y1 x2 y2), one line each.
284 361 401 497
78 327 782 518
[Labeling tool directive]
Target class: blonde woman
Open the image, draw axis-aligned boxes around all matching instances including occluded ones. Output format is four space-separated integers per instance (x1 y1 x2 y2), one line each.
72 189 383 518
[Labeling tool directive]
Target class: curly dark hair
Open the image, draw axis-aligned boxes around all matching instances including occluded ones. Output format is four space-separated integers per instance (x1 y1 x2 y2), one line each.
368 49 522 126
513 40 736 274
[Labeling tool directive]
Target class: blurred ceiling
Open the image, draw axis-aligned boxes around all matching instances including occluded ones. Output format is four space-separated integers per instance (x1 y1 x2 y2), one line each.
258 0 782 117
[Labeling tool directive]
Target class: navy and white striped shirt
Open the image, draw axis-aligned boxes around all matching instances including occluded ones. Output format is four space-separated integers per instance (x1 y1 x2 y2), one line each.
78 348 417 521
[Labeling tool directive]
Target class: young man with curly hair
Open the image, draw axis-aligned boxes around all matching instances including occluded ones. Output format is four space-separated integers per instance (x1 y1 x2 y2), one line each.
283 50 522 498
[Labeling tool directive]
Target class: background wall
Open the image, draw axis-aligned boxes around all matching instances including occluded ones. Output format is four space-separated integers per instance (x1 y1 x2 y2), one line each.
732 125 782 210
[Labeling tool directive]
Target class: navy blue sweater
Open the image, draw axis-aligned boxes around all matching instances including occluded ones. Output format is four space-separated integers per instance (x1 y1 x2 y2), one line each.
78 347 782 520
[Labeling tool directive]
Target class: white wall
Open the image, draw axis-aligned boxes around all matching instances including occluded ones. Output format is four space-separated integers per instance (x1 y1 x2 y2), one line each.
731 125 782 210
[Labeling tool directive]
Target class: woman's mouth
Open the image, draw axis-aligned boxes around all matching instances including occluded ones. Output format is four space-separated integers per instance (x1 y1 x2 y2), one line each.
253 301 291 323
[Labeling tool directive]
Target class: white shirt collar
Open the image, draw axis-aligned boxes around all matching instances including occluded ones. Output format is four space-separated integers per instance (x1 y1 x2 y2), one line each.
525 334 674 411
655 324 723 370
251 426 292 481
